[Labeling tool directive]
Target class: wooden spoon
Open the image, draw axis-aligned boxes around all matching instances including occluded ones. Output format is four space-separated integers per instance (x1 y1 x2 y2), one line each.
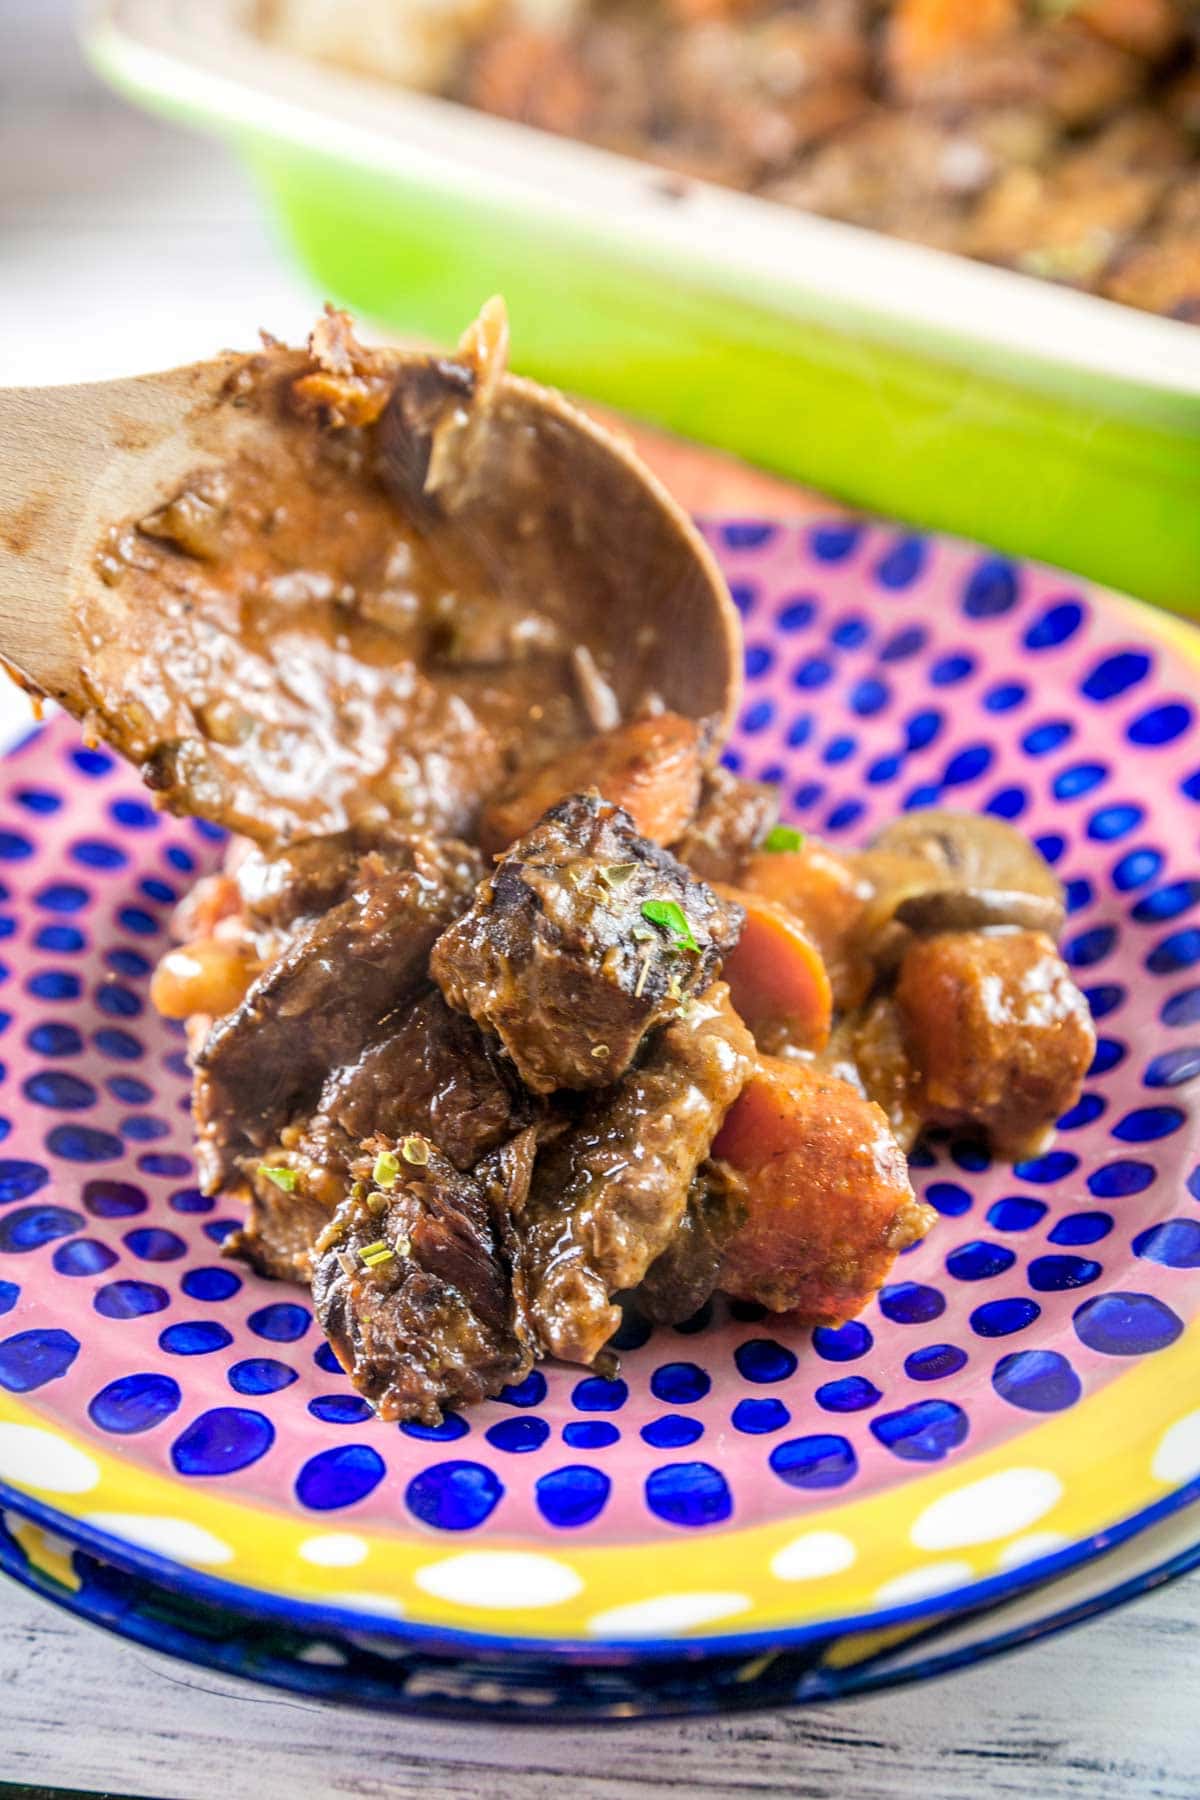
0 305 741 843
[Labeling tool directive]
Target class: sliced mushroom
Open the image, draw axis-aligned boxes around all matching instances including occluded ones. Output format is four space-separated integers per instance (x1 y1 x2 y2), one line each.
860 810 1066 941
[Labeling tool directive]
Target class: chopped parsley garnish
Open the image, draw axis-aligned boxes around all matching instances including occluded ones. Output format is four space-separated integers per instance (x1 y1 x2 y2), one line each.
640 898 700 954
763 823 805 853
259 1165 298 1193
359 1240 395 1269
372 1150 400 1189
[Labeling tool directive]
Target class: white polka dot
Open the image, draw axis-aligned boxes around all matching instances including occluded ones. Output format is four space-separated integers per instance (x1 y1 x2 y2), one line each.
1152 1409 1200 1483
770 1530 857 1582
299 1533 368 1569
296 1642 349 1666
84 1513 235 1566
587 1592 752 1637
911 1469 1063 1552
874 1561 975 1605
329 1592 406 1620
0 1425 99 1495
414 1552 582 1610
995 1530 1070 1571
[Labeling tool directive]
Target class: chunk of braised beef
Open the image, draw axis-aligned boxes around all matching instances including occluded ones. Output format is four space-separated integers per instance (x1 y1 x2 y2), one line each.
193 837 482 1189
431 791 744 1094
637 1163 747 1327
311 1135 532 1422
519 981 754 1364
226 1171 335 1285
670 767 778 883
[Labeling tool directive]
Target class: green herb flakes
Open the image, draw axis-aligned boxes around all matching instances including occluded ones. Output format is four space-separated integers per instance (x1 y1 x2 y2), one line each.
400 1136 431 1167
372 1150 400 1189
259 1165 298 1193
763 824 804 854
640 898 700 954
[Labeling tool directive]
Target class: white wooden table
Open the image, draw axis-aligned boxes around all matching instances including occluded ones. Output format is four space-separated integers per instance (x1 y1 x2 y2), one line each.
3 6 1200 1795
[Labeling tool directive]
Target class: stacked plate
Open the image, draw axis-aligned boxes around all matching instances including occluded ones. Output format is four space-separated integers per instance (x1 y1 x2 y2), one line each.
3 521 1200 1719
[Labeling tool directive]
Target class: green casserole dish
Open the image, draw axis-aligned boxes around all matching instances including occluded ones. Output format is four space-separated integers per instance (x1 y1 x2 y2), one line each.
85 0 1200 609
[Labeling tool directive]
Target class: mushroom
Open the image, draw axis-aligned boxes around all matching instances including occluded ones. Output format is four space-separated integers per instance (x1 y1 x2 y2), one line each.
860 810 1066 943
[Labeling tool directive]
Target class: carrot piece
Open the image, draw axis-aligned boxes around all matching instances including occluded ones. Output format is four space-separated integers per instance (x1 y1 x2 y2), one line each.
481 713 705 855
715 883 832 1054
739 842 873 1011
886 0 1019 86
714 1056 934 1323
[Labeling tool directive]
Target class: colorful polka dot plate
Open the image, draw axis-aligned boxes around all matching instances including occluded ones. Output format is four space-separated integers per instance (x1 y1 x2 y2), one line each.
3 519 1200 1662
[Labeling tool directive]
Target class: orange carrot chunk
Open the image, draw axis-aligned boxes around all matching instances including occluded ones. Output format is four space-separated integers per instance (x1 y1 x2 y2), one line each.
715 883 832 1054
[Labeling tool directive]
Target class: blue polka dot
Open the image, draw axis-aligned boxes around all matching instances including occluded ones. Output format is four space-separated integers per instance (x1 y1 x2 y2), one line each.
123 1226 185 1263
0 832 32 862
1048 1211 1113 1246
734 1338 797 1383
401 1415 470 1442
94 1028 143 1061
731 1398 790 1434
881 625 928 663
121 1115 168 1143
172 1407 274 1477
82 1178 147 1218
203 1219 239 1245
826 799 865 832
741 699 774 735
15 788 61 815
878 1282 945 1324
110 798 158 829
645 1462 733 1527
563 1421 618 1449
822 735 857 766
987 1197 1047 1233
1132 1219 1200 1268
26 1023 82 1058
88 1372 180 1434
904 709 942 752
925 1182 972 1218
1036 832 1067 865
770 1434 856 1490
51 1237 117 1276
944 745 993 787
70 838 127 871
871 1399 968 1462
850 677 889 718
1132 881 1200 927
984 682 1027 712
136 1152 191 1178
0 1281 17 1316
1060 1095 1107 1135
993 1350 1081 1413
497 1369 548 1408
1013 1150 1079 1184
1114 1104 1185 1142
35 926 84 954
649 1362 710 1405
812 1321 873 1361
1055 764 1108 802
71 746 114 776
181 1267 241 1302
810 524 861 562
24 1071 95 1111
1088 1039 1125 1077
945 1241 1016 1282
536 1466 610 1529
166 845 195 873
1084 984 1125 1020
744 644 774 679
0 1327 79 1392
485 1416 550 1454
729 583 757 618
1161 987 1200 1028
405 1459 500 1529
96 983 143 1019
970 1297 1041 1338
1088 1160 1155 1198
830 616 869 650
963 558 1018 617
641 1415 704 1449
1148 928 1200 975
1081 650 1150 702
1089 804 1143 842
169 1186 211 1214
793 657 833 690
931 654 974 687
1066 877 1093 913
159 1321 234 1356
312 1342 344 1375
46 1124 123 1162
248 1302 310 1343
0 1204 83 1252
868 754 904 784
1113 848 1163 893
229 1358 297 1396
1074 1291 1182 1356
904 1344 967 1381
35 884 88 914
1025 599 1084 650
308 1394 374 1425
875 536 926 589
815 1376 881 1412
571 1376 627 1412
94 1279 167 1319
1129 702 1192 748
777 596 816 632
1023 720 1073 756
986 787 1028 821
786 714 813 748
0 1159 48 1203
793 781 825 810
1144 1046 1200 1088
29 971 80 1000
1028 1254 1101 1292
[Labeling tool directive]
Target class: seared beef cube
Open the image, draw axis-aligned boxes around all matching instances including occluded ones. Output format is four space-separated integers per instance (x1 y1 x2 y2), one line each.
520 982 754 1363
226 1166 337 1284
311 1135 532 1422
894 929 1096 1157
431 792 744 1093
638 1164 746 1327
311 986 529 1172
670 768 778 883
194 836 481 1189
